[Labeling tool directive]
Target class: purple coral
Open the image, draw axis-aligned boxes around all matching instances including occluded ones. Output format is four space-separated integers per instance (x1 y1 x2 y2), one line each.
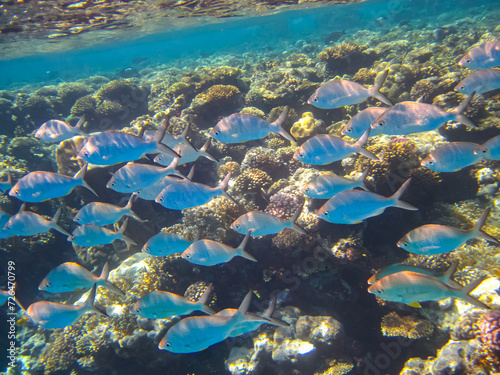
265 192 303 220
479 311 500 352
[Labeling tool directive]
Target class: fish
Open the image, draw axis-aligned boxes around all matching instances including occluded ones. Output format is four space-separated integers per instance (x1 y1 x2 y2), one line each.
34 116 87 142
106 158 182 193
134 176 184 201
432 27 448 42
397 208 499 255
4 205 70 237
341 107 388 139
454 69 500 96
307 69 392 109
370 92 476 135
209 107 295 144
0 284 24 311
458 41 500 70
301 168 369 199
317 178 417 224
181 231 256 266
368 272 489 309
293 128 378 165
132 284 215 319
421 142 483 172
9 163 98 202
367 260 462 289
73 194 139 226
0 209 11 239
158 291 269 353
230 206 305 237
68 218 137 247
154 137 217 166
0 171 13 193
155 172 236 210
142 120 193 149
26 284 108 329
78 120 178 166
39 262 124 295
142 231 194 257
474 134 500 160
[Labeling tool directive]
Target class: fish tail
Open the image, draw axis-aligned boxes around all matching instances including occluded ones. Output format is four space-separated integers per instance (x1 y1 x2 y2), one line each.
155 118 180 158
460 276 490 310
359 167 371 190
472 208 500 244
389 178 418 211
125 194 142 222
288 204 307 235
233 290 253 323
272 106 295 142
51 207 72 236
262 294 290 327
75 114 88 136
97 262 124 296
441 260 462 289
369 70 393 106
199 284 216 315
199 138 218 162
118 218 138 245
237 231 257 262
219 172 239 206
354 128 379 161
450 92 477 128
74 163 99 197
85 284 109 317
179 124 197 152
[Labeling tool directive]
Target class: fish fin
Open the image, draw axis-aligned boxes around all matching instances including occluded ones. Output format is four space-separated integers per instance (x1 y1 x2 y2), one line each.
237 231 257 262
219 172 239 206
441 260 461 287
472 208 500 244
18 203 26 213
137 125 145 139
97 263 125 296
233 291 254 323
461 276 490 310
75 114 88 136
354 129 379 161
289 204 306 235
389 178 418 211
124 194 142 222
272 106 295 142
84 284 108 317
359 167 371 190
103 280 126 297
450 91 475 114
74 163 99 197
99 262 109 281
262 295 290 327
155 118 180 158
369 70 393 106
51 207 72 236
178 124 198 152
407 302 421 308
118 218 138 245
186 165 196 181
199 284 216 315
199 138 218 162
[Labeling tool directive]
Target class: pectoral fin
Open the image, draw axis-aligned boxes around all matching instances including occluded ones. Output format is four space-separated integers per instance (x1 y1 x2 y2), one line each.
407 302 422 308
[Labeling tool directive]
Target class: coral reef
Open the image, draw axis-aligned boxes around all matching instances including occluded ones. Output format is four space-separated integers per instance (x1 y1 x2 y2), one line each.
191 84 241 114
381 312 434 339
290 112 325 142
318 42 375 74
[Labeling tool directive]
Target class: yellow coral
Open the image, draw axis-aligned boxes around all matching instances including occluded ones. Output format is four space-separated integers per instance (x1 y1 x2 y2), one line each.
381 311 434 339
315 359 354 375
290 112 322 142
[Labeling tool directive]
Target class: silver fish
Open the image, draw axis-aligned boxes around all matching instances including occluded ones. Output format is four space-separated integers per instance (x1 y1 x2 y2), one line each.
370 93 476 135
317 178 417 224
293 129 377 165
209 107 295 143
132 285 215 319
341 107 387 139
34 116 86 142
475 134 500 160
231 207 305 237
181 231 256 266
154 137 217 166
301 169 369 199
134 176 183 201
74 194 139 226
107 158 182 193
155 172 236 210
78 121 178 166
39 262 123 295
27 284 107 329
4 205 70 237
308 70 392 109
454 69 500 96
0 171 13 193
421 142 483 172
142 121 192 149
9 163 97 202
142 231 194 257
68 218 137 247
458 41 500 70
397 208 499 255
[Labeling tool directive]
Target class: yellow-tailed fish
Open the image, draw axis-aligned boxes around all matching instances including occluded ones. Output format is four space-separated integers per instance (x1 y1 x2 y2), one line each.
39 261 124 295
158 291 269 353
317 178 417 224
367 260 461 289
454 69 500 96
181 231 256 266
231 206 305 237
73 194 139 226
0 171 13 193
132 284 215 319
4 204 70 237
106 158 182 193
368 271 489 309
370 92 476 135
68 218 137 247
155 172 236 210
78 120 178 166
475 134 500 160
154 137 217 166
142 231 194 257
293 128 377 165
341 107 387 139
421 141 483 172
301 168 369 199
458 41 500 70
209 107 295 143
397 208 499 255
34 115 86 142
9 163 97 202
26 284 108 329
308 70 392 109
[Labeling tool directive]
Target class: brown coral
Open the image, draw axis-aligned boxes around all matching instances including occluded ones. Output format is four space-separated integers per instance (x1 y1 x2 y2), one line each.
191 84 241 113
232 168 272 194
381 311 434 339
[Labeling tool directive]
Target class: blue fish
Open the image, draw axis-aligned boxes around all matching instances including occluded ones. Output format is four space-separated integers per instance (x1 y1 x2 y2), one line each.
341 107 387 139
4 205 70 237
458 41 500 70
9 164 97 202
142 231 194 257
301 169 369 199
454 69 500 96
154 138 217 166
308 70 392 109
73 194 139 226
68 218 137 247
475 134 500 160
34 116 86 142
209 107 295 143
421 142 483 172
231 207 305 236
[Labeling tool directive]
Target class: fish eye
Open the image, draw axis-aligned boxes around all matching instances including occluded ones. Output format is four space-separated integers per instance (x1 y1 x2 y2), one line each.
346 128 351 133
111 182 115 186
378 121 384 127
144 246 149 252
299 152 304 157
323 211 329 216
466 59 470 63
401 242 408 247
135 308 140 313
159 197 164 202
304 188 309 192
215 131 219 135
460 85 464 90
13 189 19 195
6 224 10 229
428 160 434 165
314 98 318 102
185 254 190 258
166 343 170 347
376 289 383 294
45 282 51 287
84 151 89 156
235 224 240 229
